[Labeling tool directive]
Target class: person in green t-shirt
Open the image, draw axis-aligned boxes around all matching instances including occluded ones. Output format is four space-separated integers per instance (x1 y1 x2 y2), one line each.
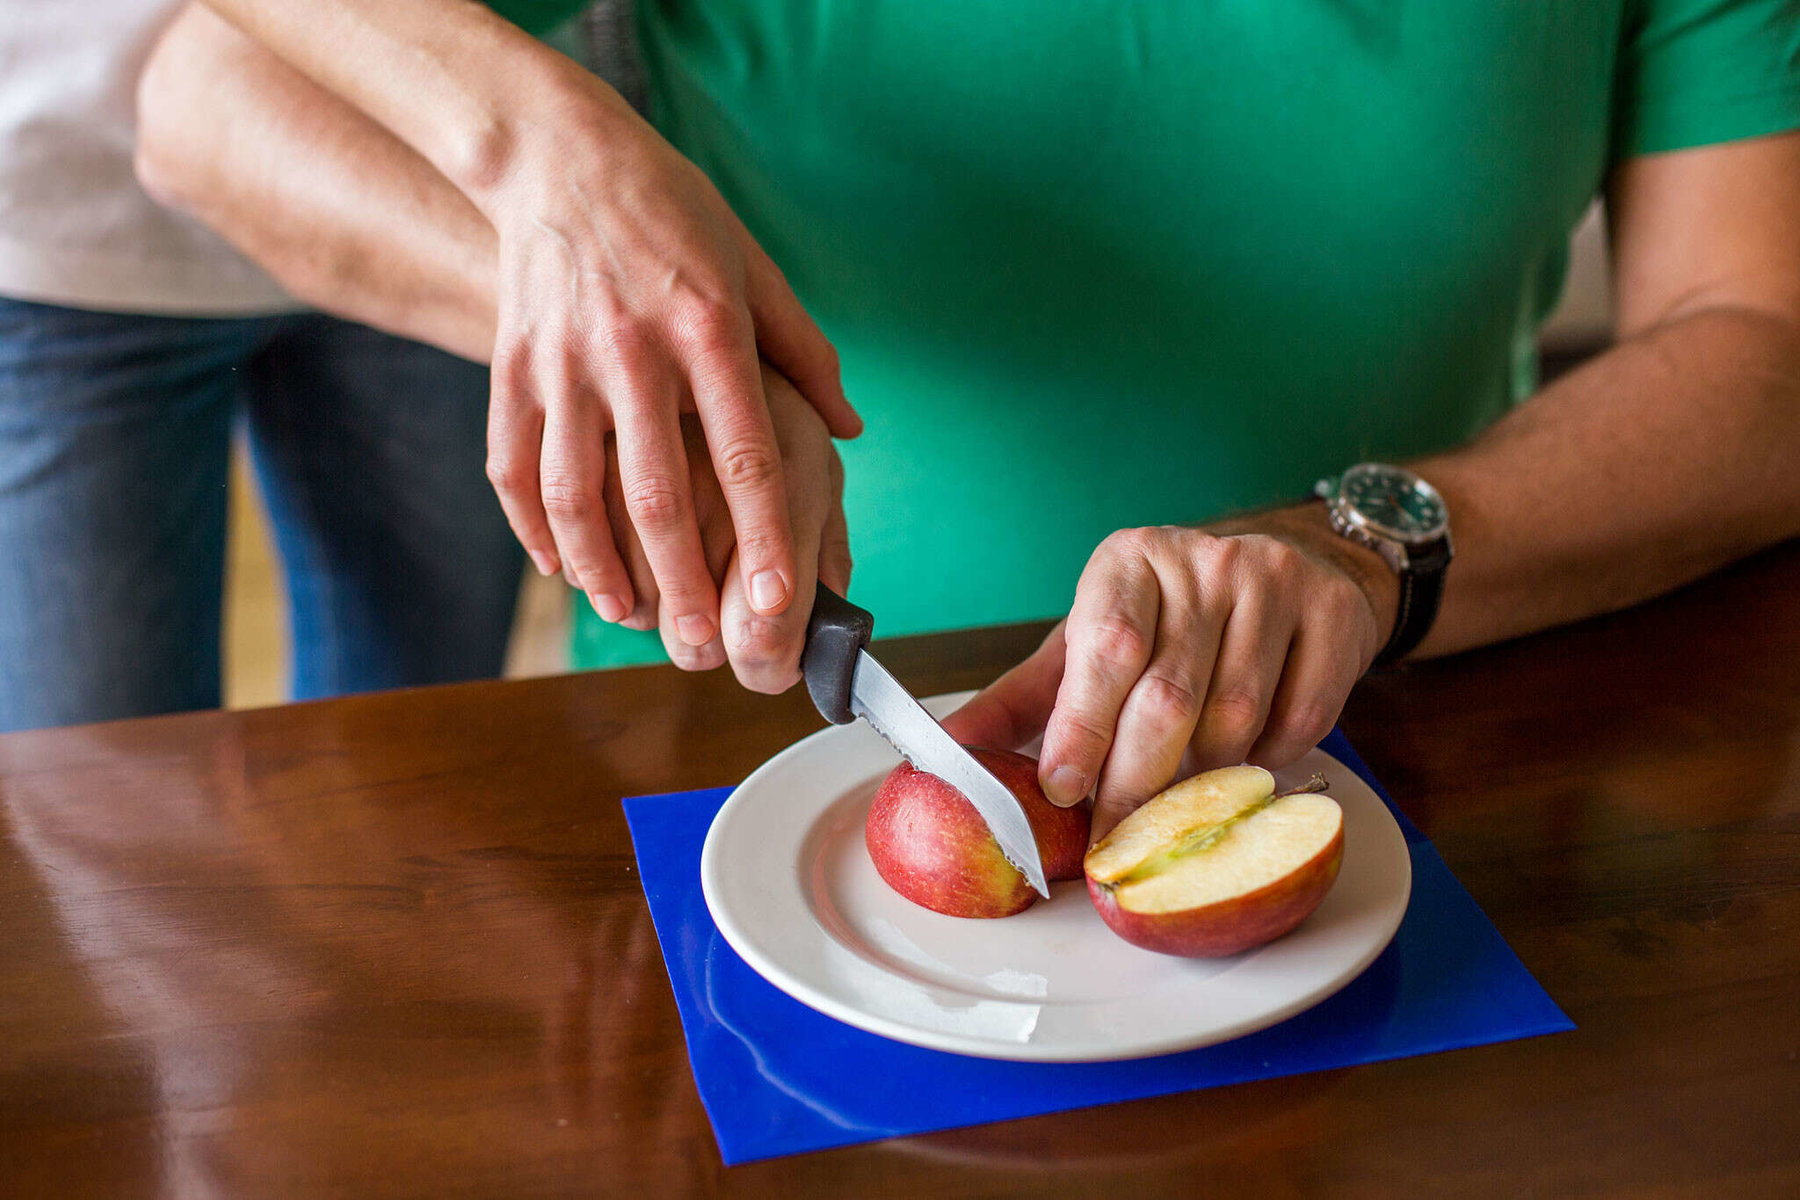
141 0 1800 834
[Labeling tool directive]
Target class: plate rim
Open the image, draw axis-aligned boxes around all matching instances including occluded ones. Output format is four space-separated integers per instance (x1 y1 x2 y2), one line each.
701 692 1412 1062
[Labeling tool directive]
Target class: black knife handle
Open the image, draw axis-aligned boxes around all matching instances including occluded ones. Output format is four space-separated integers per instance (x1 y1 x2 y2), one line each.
802 582 874 725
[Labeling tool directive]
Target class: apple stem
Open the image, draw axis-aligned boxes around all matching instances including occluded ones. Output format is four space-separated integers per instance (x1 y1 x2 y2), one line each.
1276 773 1329 799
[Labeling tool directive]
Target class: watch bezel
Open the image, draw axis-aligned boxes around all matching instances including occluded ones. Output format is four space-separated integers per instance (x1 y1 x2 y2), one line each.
1331 462 1450 546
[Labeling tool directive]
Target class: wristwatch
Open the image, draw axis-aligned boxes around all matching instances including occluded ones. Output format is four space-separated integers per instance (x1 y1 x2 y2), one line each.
1313 462 1453 666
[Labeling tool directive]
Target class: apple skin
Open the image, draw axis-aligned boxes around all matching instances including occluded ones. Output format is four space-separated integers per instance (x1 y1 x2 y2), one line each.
1086 827 1343 957
866 747 1090 919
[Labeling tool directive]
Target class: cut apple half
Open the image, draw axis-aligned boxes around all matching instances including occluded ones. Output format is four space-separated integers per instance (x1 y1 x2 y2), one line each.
1085 765 1344 958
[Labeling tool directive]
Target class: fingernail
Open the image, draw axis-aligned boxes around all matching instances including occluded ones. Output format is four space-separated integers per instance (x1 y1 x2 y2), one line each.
529 550 558 577
591 592 629 623
1045 765 1089 807
676 613 716 647
749 569 789 614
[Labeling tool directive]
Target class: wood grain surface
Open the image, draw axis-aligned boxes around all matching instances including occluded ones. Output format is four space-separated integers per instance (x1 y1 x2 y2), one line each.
3 544 1797 1198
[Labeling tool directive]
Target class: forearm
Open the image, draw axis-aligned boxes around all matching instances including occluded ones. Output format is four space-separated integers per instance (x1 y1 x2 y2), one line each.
194 0 626 206
1204 306 1800 668
1411 307 1800 657
137 6 497 360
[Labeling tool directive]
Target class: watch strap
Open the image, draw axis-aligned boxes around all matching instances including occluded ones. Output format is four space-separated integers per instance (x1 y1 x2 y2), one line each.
1373 543 1447 666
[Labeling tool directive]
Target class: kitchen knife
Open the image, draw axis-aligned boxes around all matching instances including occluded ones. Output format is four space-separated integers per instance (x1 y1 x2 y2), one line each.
802 582 1050 898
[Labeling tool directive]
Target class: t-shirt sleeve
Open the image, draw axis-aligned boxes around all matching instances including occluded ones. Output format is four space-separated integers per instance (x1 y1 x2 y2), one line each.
1613 0 1800 158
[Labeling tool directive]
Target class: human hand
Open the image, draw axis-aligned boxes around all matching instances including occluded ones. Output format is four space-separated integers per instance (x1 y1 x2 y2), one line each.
476 77 859 652
602 364 851 692
942 509 1398 840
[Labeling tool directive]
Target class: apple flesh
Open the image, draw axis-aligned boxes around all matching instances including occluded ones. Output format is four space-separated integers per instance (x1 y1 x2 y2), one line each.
866 747 1090 918
1084 765 1343 957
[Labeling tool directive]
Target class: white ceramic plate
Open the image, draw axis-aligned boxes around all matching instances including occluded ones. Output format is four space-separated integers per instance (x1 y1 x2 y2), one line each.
701 692 1412 1062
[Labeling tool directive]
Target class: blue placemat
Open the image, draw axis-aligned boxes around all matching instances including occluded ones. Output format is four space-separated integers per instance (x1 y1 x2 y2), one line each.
624 728 1571 1165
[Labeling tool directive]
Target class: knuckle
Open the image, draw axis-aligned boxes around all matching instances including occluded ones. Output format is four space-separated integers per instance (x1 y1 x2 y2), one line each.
490 345 533 393
717 441 781 492
727 611 786 658
1133 670 1202 727
1258 539 1306 582
1201 687 1266 751
732 524 788 569
727 623 802 694
1323 577 1371 622
598 319 659 369
670 295 745 353
1054 707 1115 761
485 455 529 494
577 553 624 588
540 477 599 521
1277 699 1338 750
1078 616 1151 670
622 475 688 530
1100 527 1153 560
656 579 711 611
1237 533 1280 555
1190 532 1240 575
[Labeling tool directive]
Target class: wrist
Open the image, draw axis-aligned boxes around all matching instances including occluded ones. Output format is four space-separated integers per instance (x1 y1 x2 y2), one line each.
445 46 639 212
400 13 639 214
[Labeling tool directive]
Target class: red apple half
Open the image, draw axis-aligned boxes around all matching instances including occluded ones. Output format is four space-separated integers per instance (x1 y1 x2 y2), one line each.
1084 764 1343 957
866 747 1091 919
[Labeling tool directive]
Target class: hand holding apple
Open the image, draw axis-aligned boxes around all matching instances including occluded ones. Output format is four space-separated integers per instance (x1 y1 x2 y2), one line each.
938 512 1395 844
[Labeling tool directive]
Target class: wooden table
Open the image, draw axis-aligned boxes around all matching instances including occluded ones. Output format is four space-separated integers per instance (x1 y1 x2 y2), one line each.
4 545 1798 1198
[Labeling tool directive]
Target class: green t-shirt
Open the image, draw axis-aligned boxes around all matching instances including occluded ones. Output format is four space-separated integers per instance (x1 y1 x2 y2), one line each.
572 0 1800 668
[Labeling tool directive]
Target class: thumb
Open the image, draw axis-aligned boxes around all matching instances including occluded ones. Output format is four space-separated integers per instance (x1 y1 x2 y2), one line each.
940 623 1067 757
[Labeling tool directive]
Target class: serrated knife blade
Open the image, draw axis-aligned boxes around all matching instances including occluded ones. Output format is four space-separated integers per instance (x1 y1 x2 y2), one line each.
848 649 1050 898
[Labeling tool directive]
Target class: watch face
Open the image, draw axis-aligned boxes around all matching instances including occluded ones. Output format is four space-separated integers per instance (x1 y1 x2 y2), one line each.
1340 464 1448 541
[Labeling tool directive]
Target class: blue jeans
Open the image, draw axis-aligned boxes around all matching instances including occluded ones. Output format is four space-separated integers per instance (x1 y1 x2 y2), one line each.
0 298 523 732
